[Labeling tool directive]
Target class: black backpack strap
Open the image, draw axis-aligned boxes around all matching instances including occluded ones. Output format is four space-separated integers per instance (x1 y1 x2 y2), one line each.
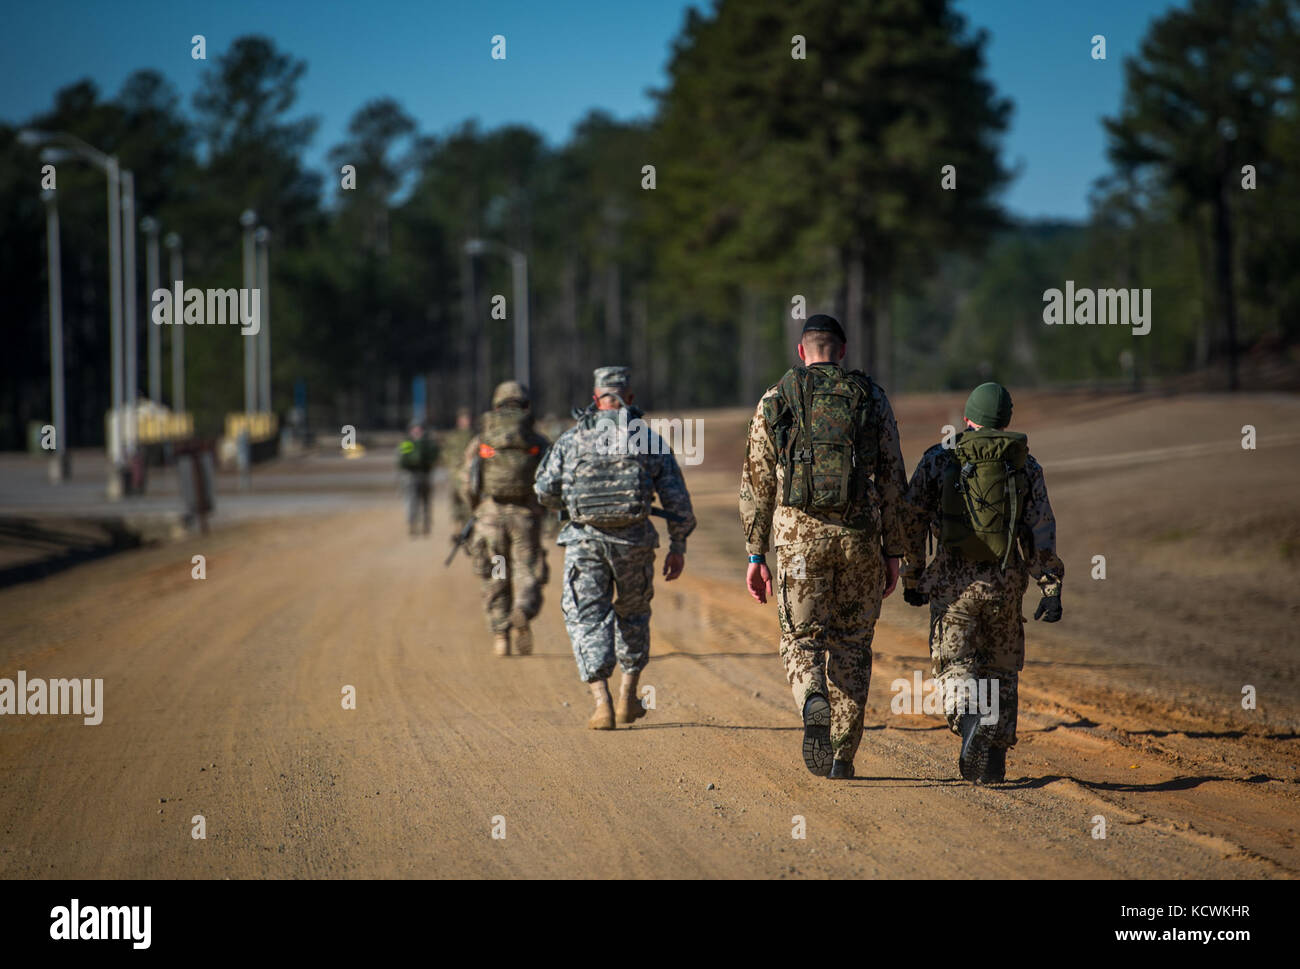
1000 461 1019 572
798 368 816 502
776 367 808 507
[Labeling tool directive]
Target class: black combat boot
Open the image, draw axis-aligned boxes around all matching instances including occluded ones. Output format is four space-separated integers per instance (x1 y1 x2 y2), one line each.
958 713 993 783
801 694 833 777
981 746 1006 784
828 759 855 779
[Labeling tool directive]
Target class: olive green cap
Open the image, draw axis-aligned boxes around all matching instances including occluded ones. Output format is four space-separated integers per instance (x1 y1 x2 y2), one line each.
965 382 1013 429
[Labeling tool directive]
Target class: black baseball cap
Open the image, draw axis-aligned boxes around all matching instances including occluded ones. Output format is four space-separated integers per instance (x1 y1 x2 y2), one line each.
801 314 846 343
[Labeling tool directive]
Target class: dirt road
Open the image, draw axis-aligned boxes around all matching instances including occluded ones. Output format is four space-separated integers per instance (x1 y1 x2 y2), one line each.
0 392 1296 878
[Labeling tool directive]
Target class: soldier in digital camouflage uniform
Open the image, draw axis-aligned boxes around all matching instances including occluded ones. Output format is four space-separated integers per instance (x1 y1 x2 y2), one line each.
534 366 696 730
902 382 1064 784
454 381 551 657
740 315 908 779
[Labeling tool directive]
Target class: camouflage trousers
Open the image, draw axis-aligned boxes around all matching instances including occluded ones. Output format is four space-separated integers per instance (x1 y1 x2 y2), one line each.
406 472 431 534
471 505 548 633
928 588 1025 749
560 540 655 683
776 534 884 763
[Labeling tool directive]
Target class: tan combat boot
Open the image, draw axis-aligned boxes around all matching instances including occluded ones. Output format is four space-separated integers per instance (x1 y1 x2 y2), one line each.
615 670 646 724
587 680 615 730
493 630 511 657
510 609 532 656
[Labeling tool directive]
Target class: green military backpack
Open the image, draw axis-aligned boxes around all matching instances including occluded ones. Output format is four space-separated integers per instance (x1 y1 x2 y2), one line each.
773 364 877 516
478 407 543 501
939 429 1030 569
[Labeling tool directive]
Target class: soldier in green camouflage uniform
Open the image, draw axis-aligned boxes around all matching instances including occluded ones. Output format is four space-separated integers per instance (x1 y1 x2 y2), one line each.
902 382 1064 784
534 366 697 730
740 315 908 779
454 381 551 657
397 420 440 537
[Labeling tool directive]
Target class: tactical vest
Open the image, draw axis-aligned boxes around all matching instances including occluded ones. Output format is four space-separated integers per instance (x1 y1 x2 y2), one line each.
939 429 1030 569
478 407 542 501
773 364 878 517
562 412 653 528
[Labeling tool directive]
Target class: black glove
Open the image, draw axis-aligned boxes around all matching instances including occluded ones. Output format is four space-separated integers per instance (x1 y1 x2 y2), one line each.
1033 593 1062 622
903 587 928 608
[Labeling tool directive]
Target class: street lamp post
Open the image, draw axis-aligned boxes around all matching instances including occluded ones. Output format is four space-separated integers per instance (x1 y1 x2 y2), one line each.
141 216 161 403
240 209 258 415
107 157 125 493
511 250 529 391
41 189 69 482
122 171 138 457
165 233 184 411
21 130 129 495
464 238 530 391
254 226 271 413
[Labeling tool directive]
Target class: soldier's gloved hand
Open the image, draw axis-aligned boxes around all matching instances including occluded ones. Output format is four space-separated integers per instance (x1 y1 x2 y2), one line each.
1033 593 1062 622
903 587 928 608
663 552 685 582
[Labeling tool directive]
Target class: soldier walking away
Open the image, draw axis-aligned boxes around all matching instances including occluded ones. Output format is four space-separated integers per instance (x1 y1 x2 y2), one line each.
740 314 908 780
397 420 439 537
454 381 551 657
901 382 1064 784
534 366 696 729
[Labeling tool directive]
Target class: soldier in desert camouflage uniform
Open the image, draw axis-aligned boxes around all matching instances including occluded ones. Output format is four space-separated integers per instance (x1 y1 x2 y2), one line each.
902 382 1064 784
534 366 696 730
454 381 551 657
740 315 909 779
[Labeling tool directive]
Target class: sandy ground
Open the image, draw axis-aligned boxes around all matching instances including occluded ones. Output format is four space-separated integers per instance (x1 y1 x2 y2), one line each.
0 391 1296 879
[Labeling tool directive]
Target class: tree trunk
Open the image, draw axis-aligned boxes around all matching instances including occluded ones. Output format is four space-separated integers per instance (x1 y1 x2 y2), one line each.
1212 164 1239 391
740 287 759 402
605 260 622 361
874 274 892 391
563 257 580 410
843 245 872 374
1192 209 1212 371
632 292 651 408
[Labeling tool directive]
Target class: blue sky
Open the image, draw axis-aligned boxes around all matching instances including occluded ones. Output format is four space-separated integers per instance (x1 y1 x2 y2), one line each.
0 0 1181 220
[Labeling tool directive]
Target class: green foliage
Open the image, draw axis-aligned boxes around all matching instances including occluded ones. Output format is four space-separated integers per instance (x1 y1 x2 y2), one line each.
6 2 1300 451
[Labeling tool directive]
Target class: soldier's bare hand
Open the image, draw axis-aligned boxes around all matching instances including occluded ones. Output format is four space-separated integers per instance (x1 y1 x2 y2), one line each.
663 552 685 582
882 556 900 598
746 562 773 603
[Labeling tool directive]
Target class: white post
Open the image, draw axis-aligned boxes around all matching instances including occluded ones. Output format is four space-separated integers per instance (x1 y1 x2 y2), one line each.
142 216 161 403
165 233 184 412
43 190 68 482
255 226 271 413
240 209 258 416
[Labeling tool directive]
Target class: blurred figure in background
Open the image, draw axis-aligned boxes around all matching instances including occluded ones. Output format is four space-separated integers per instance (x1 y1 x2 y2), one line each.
397 420 439 537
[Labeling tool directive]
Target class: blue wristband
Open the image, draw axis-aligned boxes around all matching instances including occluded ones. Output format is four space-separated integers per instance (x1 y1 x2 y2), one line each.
749 554 766 564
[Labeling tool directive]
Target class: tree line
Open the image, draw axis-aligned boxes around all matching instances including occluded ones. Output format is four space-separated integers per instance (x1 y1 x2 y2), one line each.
2 0 1296 450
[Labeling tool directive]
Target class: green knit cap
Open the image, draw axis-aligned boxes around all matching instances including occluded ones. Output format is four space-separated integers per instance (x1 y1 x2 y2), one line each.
965 382 1013 429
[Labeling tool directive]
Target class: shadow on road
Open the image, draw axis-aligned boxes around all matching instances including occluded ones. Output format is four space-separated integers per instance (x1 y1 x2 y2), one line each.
0 517 142 589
